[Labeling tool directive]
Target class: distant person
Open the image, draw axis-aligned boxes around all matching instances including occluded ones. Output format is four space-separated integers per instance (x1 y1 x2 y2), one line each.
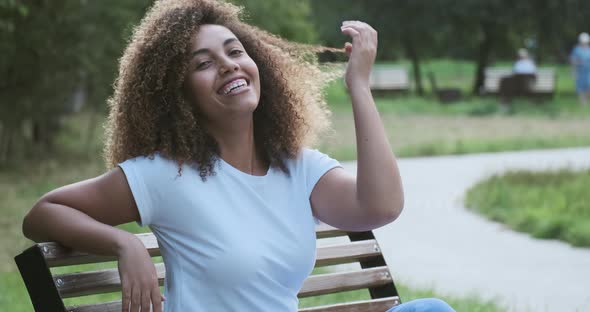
570 32 590 106
513 48 537 74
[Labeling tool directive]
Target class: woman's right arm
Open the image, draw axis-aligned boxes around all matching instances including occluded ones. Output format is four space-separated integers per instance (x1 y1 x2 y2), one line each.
22 167 164 312
23 167 138 251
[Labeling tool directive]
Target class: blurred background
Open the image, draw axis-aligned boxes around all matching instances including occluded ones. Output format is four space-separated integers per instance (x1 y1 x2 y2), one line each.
1 0 589 311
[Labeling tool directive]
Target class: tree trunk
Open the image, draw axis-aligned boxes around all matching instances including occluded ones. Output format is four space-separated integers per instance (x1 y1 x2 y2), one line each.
472 22 495 95
403 36 423 95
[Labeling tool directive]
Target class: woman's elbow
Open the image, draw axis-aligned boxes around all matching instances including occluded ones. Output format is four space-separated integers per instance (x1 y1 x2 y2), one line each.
380 181 404 223
22 199 48 242
382 196 404 224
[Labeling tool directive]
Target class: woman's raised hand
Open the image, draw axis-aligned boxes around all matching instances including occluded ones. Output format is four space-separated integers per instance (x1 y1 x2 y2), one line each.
340 21 378 91
117 235 166 312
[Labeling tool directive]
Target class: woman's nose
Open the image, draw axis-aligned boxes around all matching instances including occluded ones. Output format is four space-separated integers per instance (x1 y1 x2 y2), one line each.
219 57 239 74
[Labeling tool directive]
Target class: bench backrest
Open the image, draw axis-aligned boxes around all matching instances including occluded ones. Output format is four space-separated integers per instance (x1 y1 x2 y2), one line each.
369 67 410 91
482 67 556 94
15 224 401 312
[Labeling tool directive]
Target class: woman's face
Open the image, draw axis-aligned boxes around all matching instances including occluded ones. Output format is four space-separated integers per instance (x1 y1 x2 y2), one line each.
184 24 261 125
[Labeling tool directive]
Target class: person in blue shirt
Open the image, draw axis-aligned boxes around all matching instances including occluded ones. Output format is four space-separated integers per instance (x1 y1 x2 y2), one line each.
513 48 537 75
22 0 454 311
571 32 590 106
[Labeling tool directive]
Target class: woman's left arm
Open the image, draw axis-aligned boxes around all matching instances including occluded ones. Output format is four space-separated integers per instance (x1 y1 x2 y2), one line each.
311 21 404 232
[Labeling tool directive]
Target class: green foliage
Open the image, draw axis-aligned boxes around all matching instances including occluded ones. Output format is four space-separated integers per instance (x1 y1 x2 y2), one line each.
0 0 150 163
465 169 590 247
229 0 317 43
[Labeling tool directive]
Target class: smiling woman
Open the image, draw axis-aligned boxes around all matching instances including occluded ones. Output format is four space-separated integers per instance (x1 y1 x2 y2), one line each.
104 0 335 179
19 0 454 311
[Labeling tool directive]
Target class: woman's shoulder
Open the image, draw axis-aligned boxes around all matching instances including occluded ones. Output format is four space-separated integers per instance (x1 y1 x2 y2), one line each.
119 152 181 176
292 148 340 170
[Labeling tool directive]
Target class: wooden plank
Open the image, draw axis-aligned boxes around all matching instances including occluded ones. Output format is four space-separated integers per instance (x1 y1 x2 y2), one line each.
316 223 348 239
299 297 401 312
55 263 166 298
68 301 120 312
39 233 160 267
55 239 382 298
68 297 401 312
315 239 381 267
42 225 349 266
298 267 392 298
349 232 400 299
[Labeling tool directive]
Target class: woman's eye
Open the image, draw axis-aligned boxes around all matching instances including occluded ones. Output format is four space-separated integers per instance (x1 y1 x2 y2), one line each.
196 61 211 70
230 49 243 56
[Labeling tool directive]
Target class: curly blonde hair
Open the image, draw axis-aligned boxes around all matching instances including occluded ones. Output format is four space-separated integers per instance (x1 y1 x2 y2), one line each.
104 0 340 178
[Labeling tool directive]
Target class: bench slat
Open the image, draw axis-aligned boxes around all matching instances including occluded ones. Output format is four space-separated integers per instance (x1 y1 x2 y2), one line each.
316 223 348 239
298 266 392 298
482 68 556 93
40 233 160 268
369 67 410 91
55 240 384 298
61 266 392 305
299 297 400 312
67 296 401 312
315 239 381 267
42 224 348 267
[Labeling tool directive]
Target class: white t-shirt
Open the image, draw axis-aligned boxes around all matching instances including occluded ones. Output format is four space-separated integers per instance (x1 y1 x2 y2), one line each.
118 148 340 311
513 59 537 74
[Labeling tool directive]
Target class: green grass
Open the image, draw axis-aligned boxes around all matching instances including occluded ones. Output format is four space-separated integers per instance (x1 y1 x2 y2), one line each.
465 169 590 247
321 59 590 161
395 136 590 158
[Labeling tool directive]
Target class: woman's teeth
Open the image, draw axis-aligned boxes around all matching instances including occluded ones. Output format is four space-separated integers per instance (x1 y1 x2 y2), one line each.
221 79 247 95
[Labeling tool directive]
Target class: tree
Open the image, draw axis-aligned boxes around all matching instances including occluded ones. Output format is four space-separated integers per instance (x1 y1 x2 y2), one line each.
229 0 318 43
0 0 149 163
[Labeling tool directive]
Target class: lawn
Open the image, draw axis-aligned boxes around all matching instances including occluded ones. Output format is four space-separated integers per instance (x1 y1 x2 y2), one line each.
320 59 590 161
465 169 590 247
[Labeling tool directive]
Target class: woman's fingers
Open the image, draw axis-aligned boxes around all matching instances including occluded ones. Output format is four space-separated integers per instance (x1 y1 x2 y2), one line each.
344 42 353 56
122 285 131 312
151 284 164 312
141 290 152 312
130 286 141 311
340 20 378 89
341 26 360 39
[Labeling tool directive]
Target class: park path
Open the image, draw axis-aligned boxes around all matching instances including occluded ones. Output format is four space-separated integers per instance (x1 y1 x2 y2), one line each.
339 147 590 312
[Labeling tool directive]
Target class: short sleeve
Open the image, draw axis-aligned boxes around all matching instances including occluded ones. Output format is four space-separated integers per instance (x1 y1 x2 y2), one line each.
571 46 580 60
118 157 154 227
302 148 342 197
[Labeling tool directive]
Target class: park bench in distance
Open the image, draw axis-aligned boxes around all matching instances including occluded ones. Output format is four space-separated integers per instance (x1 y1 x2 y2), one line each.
481 68 557 101
369 66 410 96
15 223 401 312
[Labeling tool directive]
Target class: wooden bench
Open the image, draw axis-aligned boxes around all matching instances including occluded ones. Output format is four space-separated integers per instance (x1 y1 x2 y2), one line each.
481 68 557 100
15 223 401 311
369 67 410 96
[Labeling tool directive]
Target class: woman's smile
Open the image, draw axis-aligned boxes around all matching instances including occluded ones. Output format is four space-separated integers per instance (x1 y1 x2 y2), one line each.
218 77 250 96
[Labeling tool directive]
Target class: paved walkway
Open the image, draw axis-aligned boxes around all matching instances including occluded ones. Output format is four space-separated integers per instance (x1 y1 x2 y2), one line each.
340 147 590 312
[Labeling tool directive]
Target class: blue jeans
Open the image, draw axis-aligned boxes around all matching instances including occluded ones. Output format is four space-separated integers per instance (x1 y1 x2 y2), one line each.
386 298 456 312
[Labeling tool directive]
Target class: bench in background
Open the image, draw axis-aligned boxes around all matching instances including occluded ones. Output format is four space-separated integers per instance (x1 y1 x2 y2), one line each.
15 223 401 312
369 67 410 96
481 68 557 100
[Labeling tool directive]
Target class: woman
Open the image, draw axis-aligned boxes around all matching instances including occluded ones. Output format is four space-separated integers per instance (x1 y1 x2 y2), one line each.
22 0 454 311
571 32 590 106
